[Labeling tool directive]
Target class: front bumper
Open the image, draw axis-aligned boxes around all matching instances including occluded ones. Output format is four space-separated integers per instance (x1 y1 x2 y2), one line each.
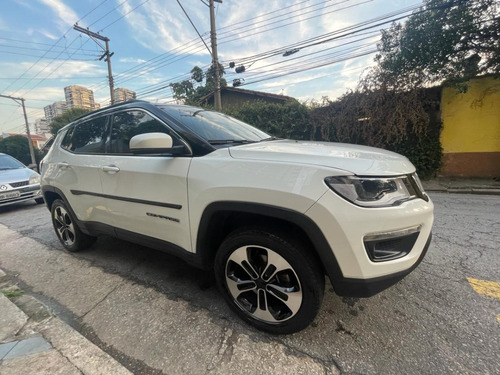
306 189 434 296
0 184 42 207
333 233 432 297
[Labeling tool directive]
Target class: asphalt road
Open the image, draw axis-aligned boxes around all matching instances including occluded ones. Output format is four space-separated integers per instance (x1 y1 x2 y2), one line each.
0 193 498 375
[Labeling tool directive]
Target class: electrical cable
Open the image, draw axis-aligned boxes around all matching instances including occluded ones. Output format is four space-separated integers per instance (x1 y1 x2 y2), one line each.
2 0 110 94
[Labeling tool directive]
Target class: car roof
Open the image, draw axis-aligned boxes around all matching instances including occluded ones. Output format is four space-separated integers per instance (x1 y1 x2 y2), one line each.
59 100 206 134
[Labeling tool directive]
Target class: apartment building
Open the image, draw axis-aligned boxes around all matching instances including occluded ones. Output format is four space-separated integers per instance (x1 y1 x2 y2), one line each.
44 101 67 123
64 85 100 110
114 88 137 103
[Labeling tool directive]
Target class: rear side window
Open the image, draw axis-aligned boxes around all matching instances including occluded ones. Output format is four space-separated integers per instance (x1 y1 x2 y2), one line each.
61 117 108 154
108 110 175 154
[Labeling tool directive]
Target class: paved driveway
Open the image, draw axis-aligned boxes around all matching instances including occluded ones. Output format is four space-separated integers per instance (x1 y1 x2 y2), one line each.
0 193 498 374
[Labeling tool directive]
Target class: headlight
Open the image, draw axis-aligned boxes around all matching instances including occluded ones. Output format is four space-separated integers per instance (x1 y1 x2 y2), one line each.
29 173 41 185
325 175 421 207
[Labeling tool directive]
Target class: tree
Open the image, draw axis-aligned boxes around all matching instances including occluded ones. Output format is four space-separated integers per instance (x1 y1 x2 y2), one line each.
50 108 91 135
374 0 499 89
170 64 227 106
0 135 41 165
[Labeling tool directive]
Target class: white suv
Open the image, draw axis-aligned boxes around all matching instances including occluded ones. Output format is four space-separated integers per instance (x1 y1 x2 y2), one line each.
40 101 433 334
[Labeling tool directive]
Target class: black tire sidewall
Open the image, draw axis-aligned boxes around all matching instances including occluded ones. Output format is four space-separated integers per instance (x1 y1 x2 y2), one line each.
215 229 324 334
50 199 94 252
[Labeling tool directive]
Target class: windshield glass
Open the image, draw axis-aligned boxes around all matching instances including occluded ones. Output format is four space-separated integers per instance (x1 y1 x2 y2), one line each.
161 106 270 144
0 154 25 170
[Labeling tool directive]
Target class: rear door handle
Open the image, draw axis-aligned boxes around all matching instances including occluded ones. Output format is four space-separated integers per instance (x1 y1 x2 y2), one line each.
57 162 69 169
102 165 120 174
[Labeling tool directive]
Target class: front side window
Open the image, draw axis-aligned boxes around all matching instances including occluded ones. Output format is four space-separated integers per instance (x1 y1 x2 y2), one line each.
61 117 107 154
108 110 176 154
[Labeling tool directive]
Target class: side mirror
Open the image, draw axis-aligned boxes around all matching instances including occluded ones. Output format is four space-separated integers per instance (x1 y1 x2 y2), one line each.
129 133 186 155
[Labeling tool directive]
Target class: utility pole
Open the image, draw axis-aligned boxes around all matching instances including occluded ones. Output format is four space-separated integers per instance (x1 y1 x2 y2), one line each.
0 94 38 171
73 24 115 105
209 0 222 111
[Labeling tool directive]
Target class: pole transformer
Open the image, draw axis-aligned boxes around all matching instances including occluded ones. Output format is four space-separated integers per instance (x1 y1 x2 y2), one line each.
209 0 222 111
0 94 38 171
73 24 115 105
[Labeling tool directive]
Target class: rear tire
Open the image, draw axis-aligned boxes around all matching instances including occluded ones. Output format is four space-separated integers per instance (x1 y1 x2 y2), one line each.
50 199 96 252
215 228 324 334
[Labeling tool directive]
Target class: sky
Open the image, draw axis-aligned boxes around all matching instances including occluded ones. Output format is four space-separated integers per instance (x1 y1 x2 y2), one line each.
0 0 419 135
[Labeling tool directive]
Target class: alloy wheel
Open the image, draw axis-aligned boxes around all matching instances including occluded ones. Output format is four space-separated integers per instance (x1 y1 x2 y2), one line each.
225 245 303 323
53 206 76 246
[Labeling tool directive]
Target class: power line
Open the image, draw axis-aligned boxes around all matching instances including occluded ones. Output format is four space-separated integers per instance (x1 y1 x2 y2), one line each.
100 0 151 32
0 37 101 52
223 2 422 67
2 0 110 94
217 0 354 38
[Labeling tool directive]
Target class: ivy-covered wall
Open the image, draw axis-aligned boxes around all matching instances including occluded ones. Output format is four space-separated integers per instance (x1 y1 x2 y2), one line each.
224 88 443 179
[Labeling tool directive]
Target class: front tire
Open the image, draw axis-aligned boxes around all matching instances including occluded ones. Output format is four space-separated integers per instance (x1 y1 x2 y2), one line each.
51 199 95 252
215 228 324 334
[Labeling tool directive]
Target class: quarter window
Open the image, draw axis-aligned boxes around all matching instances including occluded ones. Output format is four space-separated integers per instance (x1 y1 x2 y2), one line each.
108 110 176 154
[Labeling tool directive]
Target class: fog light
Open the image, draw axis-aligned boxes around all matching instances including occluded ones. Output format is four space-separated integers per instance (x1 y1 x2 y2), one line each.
364 226 421 262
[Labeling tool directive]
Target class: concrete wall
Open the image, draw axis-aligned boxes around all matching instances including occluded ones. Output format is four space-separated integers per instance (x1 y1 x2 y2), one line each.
440 76 500 177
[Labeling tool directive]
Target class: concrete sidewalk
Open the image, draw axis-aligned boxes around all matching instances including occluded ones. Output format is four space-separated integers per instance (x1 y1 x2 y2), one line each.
0 268 132 375
422 177 500 195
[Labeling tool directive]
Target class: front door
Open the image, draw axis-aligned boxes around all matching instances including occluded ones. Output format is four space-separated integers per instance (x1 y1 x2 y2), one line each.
98 109 193 252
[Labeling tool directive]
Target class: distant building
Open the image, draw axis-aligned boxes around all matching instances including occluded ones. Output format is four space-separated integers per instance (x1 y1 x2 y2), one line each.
44 101 67 123
34 118 50 136
64 85 100 111
114 88 136 103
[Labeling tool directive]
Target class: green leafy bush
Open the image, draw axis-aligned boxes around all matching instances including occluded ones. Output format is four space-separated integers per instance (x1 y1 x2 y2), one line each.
222 94 442 179
0 135 41 165
224 100 311 140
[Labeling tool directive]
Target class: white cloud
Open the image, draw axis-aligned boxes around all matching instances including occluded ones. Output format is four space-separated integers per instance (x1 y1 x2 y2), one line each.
119 57 147 64
38 0 79 29
38 29 59 40
120 0 209 54
0 59 106 79
0 16 6 31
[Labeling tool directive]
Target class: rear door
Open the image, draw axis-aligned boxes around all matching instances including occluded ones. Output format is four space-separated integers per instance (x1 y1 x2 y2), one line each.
48 116 110 225
97 109 193 251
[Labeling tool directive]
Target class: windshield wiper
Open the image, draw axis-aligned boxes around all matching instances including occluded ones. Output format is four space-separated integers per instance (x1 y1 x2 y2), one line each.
207 139 256 145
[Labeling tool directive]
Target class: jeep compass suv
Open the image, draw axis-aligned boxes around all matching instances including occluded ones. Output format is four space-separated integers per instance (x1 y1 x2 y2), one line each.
40 100 433 334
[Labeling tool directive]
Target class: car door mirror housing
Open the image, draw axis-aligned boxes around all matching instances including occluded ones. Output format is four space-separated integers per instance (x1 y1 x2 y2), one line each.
130 133 185 155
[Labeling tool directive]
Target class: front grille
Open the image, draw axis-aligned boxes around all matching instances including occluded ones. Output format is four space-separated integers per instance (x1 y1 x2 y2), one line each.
10 180 29 188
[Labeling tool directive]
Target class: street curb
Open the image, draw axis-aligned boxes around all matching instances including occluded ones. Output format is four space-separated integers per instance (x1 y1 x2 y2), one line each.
425 188 500 195
0 268 133 375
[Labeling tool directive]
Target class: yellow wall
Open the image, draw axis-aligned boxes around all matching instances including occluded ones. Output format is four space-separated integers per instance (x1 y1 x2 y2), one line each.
441 76 500 153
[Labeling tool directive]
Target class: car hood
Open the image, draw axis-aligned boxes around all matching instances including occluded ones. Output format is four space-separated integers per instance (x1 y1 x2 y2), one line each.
0 168 36 184
228 140 415 176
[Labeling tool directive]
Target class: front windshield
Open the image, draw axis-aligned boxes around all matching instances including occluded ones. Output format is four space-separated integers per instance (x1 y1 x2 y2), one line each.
0 154 25 170
161 107 270 144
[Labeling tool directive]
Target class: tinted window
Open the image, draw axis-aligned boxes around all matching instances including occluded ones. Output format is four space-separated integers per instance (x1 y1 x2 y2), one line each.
0 154 25 170
60 127 75 150
108 110 175 154
61 117 107 154
161 107 269 143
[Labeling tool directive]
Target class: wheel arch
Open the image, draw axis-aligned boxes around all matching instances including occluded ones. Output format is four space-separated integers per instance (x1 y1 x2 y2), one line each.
196 201 344 284
42 186 91 235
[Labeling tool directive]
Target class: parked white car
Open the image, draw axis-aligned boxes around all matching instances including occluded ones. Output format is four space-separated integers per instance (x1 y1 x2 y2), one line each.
40 101 433 333
0 153 43 207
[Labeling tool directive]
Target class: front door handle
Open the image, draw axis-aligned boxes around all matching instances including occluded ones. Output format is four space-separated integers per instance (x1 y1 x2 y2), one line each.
57 162 69 169
102 165 120 174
